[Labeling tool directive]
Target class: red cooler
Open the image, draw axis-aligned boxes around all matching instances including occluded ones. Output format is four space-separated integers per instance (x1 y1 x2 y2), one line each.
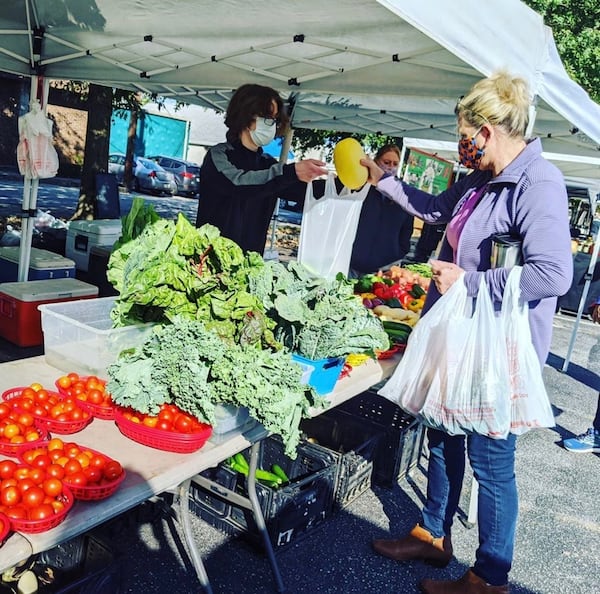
0 278 98 347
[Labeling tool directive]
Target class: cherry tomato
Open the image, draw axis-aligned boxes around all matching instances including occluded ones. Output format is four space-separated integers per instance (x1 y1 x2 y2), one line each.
63 459 83 476
1 485 21 506
47 438 64 451
174 414 194 433
5 505 27 520
66 471 88 488
0 459 18 480
22 486 45 508
28 503 55 521
84 467 103 484
103 461 123 482
46 464 65 480
42 478 63 498
56 375 72 390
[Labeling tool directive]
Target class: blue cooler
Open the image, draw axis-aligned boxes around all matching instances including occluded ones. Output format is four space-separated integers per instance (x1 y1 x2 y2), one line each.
0 246 76 282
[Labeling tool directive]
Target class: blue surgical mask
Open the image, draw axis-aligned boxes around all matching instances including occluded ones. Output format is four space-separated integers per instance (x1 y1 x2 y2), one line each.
250 118 276 147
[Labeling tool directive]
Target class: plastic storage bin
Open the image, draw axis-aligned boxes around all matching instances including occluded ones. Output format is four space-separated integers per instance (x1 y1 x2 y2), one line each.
212 404 251 435
39 296 155 376
189 436 337 550
38 534 121 593
300 408 383 509
0 278 98 347
338 388 425 487
292 353 345 395
0 246 76 282
66 219 122 272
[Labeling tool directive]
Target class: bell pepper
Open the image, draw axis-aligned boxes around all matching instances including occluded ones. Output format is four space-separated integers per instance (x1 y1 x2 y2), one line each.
407 299 423 312
398 292 413 307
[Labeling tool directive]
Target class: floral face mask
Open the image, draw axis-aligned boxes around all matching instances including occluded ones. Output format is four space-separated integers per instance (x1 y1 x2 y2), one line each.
458 128 485 169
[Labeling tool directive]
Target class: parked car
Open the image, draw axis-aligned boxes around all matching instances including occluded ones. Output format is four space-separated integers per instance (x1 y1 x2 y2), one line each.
108 154 176 196
147 155 200 197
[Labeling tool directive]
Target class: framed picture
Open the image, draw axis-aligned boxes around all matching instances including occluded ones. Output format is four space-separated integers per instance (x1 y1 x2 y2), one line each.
401 148 454 196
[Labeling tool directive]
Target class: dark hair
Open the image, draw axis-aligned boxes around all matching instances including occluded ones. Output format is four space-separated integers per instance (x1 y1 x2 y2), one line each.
374 144 401 161
224 84 290 143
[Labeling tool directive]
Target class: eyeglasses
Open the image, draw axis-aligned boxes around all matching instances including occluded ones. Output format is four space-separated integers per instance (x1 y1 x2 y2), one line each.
257 116 280 127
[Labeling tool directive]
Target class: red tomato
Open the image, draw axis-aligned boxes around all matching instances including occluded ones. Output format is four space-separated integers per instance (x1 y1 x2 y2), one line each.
5 505 27 520
31 454 52 470
156 419 172 432
0 459 17 479
88 455 107 471
28 503 55 521
103 461 123 482
66 471 88 488
1 485 21 506
46 464 65 480
0 404 10 418
174 414 194 434
16 478 36 493
42 478 63 498
28 468 46 484
63 459 83 476
84 467 103 484
86 389 105 405
22 486 45 508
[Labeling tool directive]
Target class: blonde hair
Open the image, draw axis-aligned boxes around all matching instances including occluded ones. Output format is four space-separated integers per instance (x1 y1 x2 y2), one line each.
456 70 530 138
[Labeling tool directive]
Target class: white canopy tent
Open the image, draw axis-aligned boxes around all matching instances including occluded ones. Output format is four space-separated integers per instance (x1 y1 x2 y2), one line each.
0 0 599 373
0 0 598 152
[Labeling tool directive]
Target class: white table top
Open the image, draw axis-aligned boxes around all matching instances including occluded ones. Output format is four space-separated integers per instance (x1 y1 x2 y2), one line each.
0 354 395 571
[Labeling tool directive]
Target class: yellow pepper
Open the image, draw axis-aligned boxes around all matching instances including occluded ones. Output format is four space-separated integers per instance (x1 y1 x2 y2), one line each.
359 292 378 300
407 299 423 313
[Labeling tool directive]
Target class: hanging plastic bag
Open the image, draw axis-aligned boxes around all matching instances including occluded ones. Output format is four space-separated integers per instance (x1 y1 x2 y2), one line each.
501 266 555 434
379 274 512 438
16 99 59 179
297 173 368 279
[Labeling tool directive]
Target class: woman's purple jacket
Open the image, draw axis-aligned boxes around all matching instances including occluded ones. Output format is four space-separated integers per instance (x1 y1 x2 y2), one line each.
378 138 573 365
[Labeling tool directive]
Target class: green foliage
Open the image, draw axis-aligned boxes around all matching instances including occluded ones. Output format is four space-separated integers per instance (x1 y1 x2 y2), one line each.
523 0 600 102
291 129 402 159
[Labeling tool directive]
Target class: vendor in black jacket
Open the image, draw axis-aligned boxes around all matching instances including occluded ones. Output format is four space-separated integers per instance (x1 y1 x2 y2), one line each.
196 84 327 254
349 144 414 276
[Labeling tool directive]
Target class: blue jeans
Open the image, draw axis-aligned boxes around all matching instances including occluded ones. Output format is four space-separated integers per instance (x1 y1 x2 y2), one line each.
421 428 518 586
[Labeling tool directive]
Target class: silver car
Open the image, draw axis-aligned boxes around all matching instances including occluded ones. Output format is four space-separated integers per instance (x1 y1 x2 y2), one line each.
108 154 176 196
148 155 201 197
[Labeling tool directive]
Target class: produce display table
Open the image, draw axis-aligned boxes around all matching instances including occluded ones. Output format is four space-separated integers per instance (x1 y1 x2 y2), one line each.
0 354 396 592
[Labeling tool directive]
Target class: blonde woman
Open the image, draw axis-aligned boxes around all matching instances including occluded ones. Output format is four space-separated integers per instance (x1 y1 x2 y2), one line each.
362 71 573 594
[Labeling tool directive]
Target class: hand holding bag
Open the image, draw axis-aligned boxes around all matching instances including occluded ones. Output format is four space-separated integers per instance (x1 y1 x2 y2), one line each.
379 274 512 438
297 173 368 279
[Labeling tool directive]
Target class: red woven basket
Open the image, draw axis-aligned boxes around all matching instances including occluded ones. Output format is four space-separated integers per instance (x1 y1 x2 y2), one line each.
18 442 126 502
54 378 116 421
0 422 50 458
113 408 212 454
2 387 93 435
0 512 10 544
8 487 74 534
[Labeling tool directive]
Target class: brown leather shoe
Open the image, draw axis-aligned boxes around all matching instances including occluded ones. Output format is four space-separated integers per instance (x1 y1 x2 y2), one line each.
372 524 453 568
419 569 510 594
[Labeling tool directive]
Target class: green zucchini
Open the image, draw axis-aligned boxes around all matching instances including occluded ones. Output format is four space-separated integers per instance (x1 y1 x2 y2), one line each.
271 464 290 483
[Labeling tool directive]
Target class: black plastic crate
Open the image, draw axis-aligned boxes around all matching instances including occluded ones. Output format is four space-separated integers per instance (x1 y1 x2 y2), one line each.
338 389 425 488
31 534 120 593
189 436 337 550
300 408 383 509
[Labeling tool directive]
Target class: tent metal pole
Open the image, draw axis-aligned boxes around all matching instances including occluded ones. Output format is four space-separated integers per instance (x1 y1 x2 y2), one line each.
562 191 600 371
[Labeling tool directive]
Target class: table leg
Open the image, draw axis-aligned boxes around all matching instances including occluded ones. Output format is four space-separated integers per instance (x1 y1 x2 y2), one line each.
247 441 286 593
178 478 214 594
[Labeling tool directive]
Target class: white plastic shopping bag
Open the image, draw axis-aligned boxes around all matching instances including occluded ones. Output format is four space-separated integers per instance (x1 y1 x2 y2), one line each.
297 173 368 279
501 267 555 433
379 274 512 438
